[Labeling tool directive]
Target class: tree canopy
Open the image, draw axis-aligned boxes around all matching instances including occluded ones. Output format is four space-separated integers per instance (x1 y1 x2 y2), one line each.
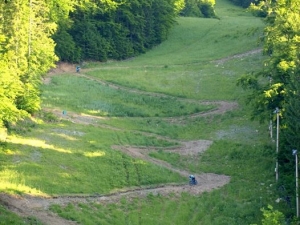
238 0 300 211
54 0 190 62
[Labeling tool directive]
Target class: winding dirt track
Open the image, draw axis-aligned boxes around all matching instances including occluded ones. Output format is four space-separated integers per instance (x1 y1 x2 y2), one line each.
0 53 256 224
0 140 230 225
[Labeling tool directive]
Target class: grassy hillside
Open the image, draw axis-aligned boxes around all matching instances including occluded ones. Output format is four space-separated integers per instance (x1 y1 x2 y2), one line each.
83 0 264 101
0 0 283 224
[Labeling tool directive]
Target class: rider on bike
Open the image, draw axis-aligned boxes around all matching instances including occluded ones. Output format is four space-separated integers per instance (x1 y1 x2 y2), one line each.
189 175 196 184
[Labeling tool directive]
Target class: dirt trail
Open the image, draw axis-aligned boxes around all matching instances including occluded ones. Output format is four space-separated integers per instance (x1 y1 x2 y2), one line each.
0 122 231 225
212 48 262 66
0 140 230 225
113 143 230 192
44 60 239 123
0 56 245 224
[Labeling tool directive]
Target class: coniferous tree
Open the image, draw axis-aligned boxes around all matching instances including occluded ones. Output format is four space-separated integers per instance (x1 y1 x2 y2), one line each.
56 0 182 62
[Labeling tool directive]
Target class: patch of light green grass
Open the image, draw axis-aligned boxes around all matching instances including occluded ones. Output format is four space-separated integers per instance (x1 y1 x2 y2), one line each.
42 75 214 116
86 10 264 68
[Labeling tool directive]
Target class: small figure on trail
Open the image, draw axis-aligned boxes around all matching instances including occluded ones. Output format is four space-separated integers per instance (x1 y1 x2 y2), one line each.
189 174 197 185
76 65 80 73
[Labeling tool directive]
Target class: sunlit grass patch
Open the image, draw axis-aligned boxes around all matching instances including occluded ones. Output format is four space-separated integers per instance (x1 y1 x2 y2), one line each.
86 49 264 101
7 135 72 154
0 170 46 196
83 151 106 157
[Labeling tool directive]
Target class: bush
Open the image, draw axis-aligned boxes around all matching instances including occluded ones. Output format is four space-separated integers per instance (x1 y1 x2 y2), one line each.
251 205 285 225
199 0 216 18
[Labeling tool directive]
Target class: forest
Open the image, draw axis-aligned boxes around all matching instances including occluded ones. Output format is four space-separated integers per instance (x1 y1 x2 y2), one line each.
0 0 300 223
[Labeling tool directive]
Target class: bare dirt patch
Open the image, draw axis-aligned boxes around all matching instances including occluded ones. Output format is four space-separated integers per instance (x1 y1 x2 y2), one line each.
165 140 213 155
44 108 107 125
43 63 78 85
48 62 77 74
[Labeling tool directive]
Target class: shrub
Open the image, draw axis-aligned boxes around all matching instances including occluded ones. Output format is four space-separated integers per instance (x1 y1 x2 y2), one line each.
180 0 216 18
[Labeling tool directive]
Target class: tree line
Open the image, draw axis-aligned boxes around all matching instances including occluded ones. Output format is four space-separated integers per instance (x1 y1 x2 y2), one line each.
0 0 215 134
54 0 216 62
228 0 261 8
238 0 300 220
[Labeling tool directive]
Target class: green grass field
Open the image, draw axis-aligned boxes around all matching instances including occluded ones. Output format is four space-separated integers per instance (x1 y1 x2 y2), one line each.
0 0 287 224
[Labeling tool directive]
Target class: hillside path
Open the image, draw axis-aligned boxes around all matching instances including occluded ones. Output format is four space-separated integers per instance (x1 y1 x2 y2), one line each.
0 140 230 225
0 55 247 224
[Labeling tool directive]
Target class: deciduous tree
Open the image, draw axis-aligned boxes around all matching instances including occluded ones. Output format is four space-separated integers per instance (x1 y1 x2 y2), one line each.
0 0 72 131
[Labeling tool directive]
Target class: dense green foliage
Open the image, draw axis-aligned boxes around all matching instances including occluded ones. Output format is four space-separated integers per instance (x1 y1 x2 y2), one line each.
229 0 252 7
54 0 184 62
238 0 300 220
257 205 285 225
180 0 216 17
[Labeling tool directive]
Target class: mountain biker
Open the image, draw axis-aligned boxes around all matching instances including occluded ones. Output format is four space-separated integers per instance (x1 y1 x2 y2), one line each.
189 175 196 184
